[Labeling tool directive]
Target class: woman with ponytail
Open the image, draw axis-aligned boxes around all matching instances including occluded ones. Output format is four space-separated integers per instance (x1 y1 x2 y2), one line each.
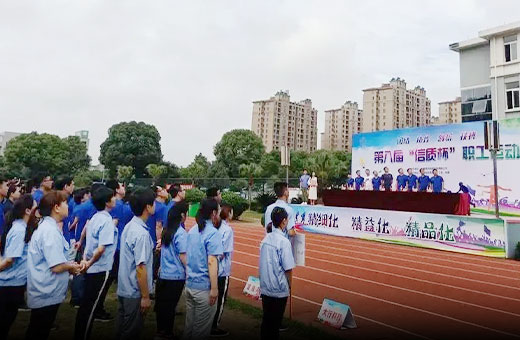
0 194 36 340
183 198 223 340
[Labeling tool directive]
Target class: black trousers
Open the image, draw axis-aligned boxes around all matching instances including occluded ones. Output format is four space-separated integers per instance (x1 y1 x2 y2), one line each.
261 295 287 340
212 276 230 329
0 285 25 340
74 271 111 340
154 278 185 336
25 303 60 340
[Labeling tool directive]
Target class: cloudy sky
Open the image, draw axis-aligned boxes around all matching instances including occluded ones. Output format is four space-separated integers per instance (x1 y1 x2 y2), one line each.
1 0 520 167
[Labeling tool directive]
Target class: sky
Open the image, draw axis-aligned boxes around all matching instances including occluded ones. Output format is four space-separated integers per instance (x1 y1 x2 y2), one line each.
1 0 520 167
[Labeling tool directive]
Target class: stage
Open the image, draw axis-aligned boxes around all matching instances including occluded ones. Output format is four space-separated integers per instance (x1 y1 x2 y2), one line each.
322 189 470 216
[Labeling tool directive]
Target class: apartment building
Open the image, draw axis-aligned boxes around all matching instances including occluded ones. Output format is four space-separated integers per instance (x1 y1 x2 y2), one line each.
438 97 462 124
321 101 362 152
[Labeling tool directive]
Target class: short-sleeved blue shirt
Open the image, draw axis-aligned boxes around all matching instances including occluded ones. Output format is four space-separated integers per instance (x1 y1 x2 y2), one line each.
62 196 75 243
32 189 44 204
186 220 223 291
264 200 295 239
397 174 409 191
431 175 444 193
110 199 132 250
299 174 310 189
372 176 382 191
259 228 295 298
407 174 418 191
0 219 28 286
355 176 364 190
418 175 430 191
145 200 166 246
75 200 97 241
117 216 154 299
85 210 118 274
217 220 234 277
27 216 70 308
159 224 187 280
162 201 176 228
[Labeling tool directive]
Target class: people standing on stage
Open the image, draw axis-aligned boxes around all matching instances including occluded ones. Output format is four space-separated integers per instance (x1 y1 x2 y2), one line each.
74 186 117 340
354 170 364 191
26 191 81 340
364 169 373 191
431 169 444 193
308 172 318 205
406 168 418 192
396 168 408 192
154 202 188 339
32 175 54 204
259 207 295 340
0 195 35 339
371 171 382 191
346 174 354 190
417 168 430 192
211 203 234 337
183 198 223 340
299 169 310 205
381 167 393 191
264 182 296 239
116 188 155 340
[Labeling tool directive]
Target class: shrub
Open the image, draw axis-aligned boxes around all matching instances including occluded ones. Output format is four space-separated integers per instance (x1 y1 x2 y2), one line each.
185 188 205 204
255 192 277 213
222 191 248 220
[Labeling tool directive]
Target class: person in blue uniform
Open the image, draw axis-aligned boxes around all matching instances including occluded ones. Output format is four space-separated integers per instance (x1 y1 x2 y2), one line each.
431 169 444 193
396 168 408 192
346 174 354 190
264 182 296 239
259 207 295 340
162 184 185 229
32 175 53 204
371 170 382 191
0 195 36 339
417 168 430 192
381 167 393 191
54 177 75 246
406 168 418 192
354 170 364 191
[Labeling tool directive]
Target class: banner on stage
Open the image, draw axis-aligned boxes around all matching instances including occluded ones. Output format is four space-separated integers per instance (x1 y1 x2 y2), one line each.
290 204 506 257
243 276 261 300
292 233 306 266
318 298 357 329
352 118 520 216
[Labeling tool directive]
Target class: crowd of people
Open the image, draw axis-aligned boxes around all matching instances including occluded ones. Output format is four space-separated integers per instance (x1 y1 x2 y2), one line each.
0 175 239 340
346 167 445 193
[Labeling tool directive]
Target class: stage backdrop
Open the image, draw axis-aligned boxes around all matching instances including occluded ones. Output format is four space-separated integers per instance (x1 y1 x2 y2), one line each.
290 204 506 258
352 118 520 216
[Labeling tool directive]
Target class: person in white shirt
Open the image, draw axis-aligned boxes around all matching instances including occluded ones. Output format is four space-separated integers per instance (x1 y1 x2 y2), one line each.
364 169 373 191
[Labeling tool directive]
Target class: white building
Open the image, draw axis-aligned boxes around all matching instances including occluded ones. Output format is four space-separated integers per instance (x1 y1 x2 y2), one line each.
321 101 362 152
75 130 89 149
0 131 22 156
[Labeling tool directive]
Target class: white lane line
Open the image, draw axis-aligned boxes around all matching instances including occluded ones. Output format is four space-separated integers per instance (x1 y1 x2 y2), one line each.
229 276 435 340
232 261 520 338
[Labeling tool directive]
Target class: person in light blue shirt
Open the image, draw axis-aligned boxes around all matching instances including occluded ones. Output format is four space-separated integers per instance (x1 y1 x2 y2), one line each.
0 195 35 339
26 191 81 340
371 171 382 191
264 182 296 239
299 169 311 204
431 169 444 193
155 201 189 339
211 204 234 337
396 168 409 192
75 185 117 340
116 188 156 340
184 198 223 340
259 207 295 340
406 168 418 192
162 184 185 228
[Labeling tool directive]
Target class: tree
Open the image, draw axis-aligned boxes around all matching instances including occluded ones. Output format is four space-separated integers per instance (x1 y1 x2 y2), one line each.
239 163 263 210
117 165 134 185
146 163 168 183
180 153 210 185
259 150 282 178
100 121 162 177
213 129 265 178
4 132 90 178
162 161 180 178
74 169 104 187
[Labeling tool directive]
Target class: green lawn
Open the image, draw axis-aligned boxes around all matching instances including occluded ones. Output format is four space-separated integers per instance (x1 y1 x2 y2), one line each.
239 210 263 224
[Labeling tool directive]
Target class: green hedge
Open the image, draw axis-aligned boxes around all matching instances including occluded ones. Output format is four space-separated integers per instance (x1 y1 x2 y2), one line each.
185 188 205 204
222 191 248 220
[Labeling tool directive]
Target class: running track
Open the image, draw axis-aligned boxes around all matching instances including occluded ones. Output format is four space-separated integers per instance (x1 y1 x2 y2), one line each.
219 219 520 340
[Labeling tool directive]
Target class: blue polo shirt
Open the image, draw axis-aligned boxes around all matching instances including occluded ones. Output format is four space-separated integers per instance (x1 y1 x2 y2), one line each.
186 220 223 291
217 220 234 277
62 196 75 243
259 227 295 298
264 200 295 239
162 200 176 228
418 175 430 192
110 199 132 250
431 175 444 193
75 200 97 241
33 189 44 204
145 200 166 246
0 219 28 286
159 224 187 281
117 216 154 299
407 174 418 191
85 210 117 274
354 176 364 190
372 176 382 191
27 216 70 308
396 174 409 191
347 178 354 188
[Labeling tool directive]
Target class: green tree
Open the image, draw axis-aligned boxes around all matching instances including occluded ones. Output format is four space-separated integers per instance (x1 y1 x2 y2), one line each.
162 161 180 178
213 129 265 178
117 165 134 185
74 169 104 187
100 121 162 177
146 163 168 183
180 153 210 185
259 150 282 178
63 136 92 174
239 163 263 210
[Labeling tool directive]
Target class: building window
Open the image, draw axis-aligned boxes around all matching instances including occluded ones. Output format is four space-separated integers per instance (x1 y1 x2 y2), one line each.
460 85 492 122
505 35 517 62
506 81 520 110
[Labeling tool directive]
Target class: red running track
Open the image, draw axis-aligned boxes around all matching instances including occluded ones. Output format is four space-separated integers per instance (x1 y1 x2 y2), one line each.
221 220 520 340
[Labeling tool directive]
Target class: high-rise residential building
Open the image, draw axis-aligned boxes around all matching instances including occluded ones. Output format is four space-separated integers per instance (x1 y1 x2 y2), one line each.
438 97 462 124
450 21 520 122
251 91 317 152
321 101 362 152
75 130 89 149
362 78 431 132
0 131 22 156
